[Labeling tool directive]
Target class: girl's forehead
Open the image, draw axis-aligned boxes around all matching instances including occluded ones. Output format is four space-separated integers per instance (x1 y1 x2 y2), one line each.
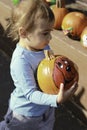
35 19 54 30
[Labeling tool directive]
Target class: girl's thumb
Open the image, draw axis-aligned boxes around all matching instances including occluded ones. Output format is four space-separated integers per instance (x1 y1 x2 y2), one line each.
59 83 64 92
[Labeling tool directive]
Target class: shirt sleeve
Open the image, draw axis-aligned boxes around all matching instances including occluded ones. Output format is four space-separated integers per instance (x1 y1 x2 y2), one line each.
10 56 58 107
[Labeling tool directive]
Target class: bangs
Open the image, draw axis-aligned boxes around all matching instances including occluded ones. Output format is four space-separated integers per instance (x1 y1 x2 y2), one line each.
35 2 55 23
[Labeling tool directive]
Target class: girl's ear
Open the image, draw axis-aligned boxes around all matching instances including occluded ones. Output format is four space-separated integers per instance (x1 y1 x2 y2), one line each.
19 27 27 38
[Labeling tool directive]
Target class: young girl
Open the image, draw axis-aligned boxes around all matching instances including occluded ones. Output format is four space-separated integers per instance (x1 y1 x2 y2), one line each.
0 0 78 130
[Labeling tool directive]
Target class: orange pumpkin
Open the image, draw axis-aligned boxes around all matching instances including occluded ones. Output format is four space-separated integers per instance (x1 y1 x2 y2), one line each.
50 0 68 29
37 50 79 94
81 26 87 48
62 12 87 39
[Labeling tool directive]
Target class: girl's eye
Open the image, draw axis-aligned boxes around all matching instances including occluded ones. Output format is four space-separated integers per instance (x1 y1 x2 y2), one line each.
43 32 49 36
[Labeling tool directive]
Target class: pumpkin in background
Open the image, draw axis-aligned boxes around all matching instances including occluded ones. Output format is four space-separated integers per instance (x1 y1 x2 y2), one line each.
50 0 68 29
81 26 87 48
62 12 87 40
37 50 79 94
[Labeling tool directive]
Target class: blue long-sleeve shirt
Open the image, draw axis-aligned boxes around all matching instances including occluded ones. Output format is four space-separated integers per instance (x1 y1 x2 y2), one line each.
10 44 58 117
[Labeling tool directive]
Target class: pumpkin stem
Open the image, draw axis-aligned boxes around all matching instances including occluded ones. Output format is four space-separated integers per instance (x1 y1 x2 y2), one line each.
56 0 65 8
44 50 55 60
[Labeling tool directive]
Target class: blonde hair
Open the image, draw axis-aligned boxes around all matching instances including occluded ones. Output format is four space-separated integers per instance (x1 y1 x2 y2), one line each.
7 0 54 41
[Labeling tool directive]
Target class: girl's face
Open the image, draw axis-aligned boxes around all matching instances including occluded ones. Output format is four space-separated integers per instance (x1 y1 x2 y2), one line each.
26 19 54 51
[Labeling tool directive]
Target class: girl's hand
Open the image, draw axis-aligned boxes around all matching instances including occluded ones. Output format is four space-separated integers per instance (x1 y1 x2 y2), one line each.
56 82 78 104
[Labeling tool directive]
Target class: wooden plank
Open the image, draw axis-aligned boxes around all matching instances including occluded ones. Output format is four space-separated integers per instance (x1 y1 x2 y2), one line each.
76 0 87 4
